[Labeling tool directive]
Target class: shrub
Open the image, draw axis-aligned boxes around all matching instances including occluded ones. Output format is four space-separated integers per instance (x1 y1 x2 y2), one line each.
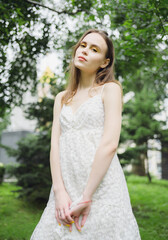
0 162 5 184
8 132 52 203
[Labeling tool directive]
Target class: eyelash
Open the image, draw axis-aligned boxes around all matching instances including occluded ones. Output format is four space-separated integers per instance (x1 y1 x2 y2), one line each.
80 43 97 52
92 48 97 52
80 43 85 47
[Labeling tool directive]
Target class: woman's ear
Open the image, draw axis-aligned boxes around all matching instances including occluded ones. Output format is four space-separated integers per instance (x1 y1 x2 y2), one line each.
100 58 110 69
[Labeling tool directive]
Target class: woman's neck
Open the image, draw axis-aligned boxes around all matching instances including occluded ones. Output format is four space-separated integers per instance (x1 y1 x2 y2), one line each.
78 71 97 90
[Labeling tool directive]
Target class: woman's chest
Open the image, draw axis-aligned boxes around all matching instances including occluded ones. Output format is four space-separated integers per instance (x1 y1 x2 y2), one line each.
59 94 105 132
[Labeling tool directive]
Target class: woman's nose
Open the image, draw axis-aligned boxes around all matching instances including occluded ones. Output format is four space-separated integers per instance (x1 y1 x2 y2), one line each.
82 49 88 55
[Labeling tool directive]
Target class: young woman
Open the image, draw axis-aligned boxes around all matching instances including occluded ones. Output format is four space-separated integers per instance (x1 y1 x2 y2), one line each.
30 29 141 239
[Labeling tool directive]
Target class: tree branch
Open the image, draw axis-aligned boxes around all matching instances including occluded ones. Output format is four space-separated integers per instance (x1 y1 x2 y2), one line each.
154 0 166 38
26 0 89 15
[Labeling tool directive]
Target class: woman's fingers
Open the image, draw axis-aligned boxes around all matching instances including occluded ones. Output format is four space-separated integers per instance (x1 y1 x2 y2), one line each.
55 207 74 228
69 203 88 231
56 209 64 225
74 217 81 231
55 209 62 226
58 209 71 225
56 201 90 232
64 207 75 223
80 214 87 228
69 224 72 232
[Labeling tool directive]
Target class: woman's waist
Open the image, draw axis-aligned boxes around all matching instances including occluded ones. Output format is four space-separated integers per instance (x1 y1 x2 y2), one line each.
60 126 104 137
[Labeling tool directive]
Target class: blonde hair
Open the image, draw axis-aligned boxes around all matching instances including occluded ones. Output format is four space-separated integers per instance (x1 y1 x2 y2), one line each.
61 29 123 108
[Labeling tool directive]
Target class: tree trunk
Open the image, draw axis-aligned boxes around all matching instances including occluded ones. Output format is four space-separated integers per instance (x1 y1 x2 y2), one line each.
161 141 168 180
132 152 146 176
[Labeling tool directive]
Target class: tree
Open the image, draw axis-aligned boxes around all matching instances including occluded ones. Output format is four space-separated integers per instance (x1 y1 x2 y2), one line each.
0 0 94 118
0 0 52 117
120 85 164 181
160 129 168 180
1 0 168 197
62 0 168 178
6 74 65 203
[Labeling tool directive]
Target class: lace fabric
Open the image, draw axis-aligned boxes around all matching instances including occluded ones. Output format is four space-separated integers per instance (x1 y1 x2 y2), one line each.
30 84 141 240
69 194 84 210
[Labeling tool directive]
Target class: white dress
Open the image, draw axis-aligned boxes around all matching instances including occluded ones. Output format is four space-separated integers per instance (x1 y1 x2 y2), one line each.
30 84 141 240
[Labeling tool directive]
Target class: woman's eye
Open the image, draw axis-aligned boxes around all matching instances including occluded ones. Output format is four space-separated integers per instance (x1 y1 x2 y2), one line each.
80 43 85 47
92 48 97 52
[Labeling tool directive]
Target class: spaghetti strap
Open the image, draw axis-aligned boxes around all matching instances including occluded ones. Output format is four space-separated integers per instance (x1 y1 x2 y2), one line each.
100 84 106 97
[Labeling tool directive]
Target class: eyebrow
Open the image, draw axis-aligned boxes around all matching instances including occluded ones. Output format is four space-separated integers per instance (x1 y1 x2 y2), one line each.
81 41 101 51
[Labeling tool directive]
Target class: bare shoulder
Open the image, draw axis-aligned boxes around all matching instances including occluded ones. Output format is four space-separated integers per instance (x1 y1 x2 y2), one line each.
102 82 122 103
103 82 123 113
56 90 67 98
54 90 68 103
104 82 122 94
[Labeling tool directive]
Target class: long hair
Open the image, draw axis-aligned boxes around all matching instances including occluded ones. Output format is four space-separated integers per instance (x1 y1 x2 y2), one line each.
61 29 123 107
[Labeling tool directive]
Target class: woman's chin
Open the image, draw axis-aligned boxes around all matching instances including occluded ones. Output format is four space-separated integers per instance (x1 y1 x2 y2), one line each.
75 63 87 72
74 63 97 74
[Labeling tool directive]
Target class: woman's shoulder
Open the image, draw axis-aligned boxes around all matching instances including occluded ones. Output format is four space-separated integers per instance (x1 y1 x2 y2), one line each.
103 81 123 108
104 81 122 93
55 90 68 99
54 90 68 106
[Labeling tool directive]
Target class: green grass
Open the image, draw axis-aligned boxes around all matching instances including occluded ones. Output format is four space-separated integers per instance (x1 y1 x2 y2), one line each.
0 183 45 240
0 175 168 240
127 175 168 240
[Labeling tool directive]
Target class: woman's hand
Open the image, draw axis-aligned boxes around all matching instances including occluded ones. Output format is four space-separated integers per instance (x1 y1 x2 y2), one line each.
69 199 92 231
54 190 74 230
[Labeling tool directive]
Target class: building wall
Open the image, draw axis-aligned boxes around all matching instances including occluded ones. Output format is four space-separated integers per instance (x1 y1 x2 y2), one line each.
0 130 33 165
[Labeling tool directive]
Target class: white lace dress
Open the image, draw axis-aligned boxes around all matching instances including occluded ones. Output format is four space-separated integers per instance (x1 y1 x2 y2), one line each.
30 84 141 240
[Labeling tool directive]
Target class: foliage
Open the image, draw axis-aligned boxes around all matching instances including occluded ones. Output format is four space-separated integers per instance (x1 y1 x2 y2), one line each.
6 133 52 203
0 0 51 117
3 163 19 179
23 77 65 130
56 0 168 176
0 109 11 137
119 85 164 176
123 86 163 142
1 176 168 239
5 79 65 202
2 0 167 116
0 162 5 184
1 0 168 198
0 0 95 118
0 182 44 240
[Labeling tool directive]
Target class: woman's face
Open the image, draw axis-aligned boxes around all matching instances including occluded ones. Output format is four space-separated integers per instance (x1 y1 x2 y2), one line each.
74 33 109 74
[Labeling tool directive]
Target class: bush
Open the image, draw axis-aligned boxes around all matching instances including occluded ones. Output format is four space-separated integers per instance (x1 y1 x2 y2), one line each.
0 162 5 184
4 163 19 180
8 132 52 203
4 83 64 203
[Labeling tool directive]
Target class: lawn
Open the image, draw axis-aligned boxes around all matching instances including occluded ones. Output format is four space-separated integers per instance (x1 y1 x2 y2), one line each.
0 175 168 240
127 175 168 240
0 183 44 240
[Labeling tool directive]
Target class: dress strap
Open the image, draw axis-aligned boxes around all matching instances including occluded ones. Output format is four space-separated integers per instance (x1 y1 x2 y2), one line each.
100 84 106 97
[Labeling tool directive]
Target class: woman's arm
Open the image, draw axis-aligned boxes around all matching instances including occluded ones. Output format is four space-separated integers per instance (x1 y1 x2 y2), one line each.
50 91 66 194
82 82 122 200
50 92 75 228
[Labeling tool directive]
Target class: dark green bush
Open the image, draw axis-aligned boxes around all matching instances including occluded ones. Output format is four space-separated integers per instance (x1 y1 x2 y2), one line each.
0 163 5 184
9 132 52 203
5 82 65 203
4 163 19 178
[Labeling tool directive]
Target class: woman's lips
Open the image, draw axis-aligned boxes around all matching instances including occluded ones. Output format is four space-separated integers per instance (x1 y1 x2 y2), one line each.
78 56 87 61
